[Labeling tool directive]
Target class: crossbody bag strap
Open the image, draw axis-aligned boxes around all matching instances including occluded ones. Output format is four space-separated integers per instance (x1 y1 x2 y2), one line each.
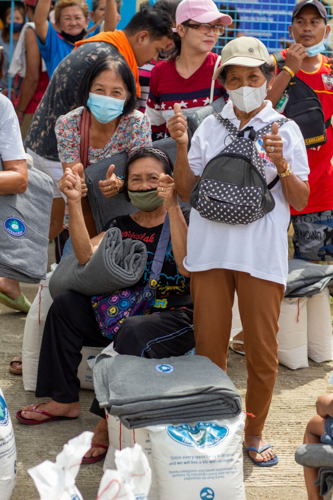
214 113 239 136
80 107 90 170
254 118 289 140
210 55 221 104
149 213 170 282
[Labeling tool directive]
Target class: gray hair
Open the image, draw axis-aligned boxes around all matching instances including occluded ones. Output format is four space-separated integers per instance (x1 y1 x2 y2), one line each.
217 62 276 87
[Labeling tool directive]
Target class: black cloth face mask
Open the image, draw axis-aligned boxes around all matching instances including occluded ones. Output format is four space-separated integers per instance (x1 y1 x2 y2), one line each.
60 28 87 44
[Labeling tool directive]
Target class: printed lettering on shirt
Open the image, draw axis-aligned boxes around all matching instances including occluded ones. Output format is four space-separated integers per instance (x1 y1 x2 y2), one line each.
121 230 155 243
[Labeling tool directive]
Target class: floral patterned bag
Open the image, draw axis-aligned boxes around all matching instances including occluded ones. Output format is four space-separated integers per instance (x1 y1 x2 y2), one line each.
91 214 170 340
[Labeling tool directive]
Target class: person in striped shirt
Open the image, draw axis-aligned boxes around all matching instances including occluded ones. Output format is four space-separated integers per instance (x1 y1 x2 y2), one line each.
146 0 232 140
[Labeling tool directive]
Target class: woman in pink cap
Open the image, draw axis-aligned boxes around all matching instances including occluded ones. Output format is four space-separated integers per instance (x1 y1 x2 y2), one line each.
146 0 232 141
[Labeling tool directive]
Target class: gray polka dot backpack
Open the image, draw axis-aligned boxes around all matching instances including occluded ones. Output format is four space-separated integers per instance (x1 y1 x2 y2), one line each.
190 114 289 225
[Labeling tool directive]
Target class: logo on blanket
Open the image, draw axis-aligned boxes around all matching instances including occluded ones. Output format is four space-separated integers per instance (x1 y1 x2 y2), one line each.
200 487 215 499
4 217 26 237
154 364 174 374
167 422 229 448
0 394 9 427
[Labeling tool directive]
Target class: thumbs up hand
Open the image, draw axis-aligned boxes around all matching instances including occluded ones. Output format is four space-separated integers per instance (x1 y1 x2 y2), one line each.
262 122 286 173
168 103 188 146
99 164 123 198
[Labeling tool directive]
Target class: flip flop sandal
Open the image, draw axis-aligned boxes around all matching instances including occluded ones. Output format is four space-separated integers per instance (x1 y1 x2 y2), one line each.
0 292 31 313
244 443 279 467
9 356 22 375
81 444 108 464
229 339 245 357
16 404 78 425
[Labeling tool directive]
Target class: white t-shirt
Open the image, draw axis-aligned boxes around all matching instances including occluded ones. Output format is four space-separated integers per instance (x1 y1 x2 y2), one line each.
185 99 309 286
0 94 26 171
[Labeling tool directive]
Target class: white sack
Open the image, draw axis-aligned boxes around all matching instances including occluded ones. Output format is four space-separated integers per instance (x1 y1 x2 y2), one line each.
0 388 17 500
147 414 246 500
78 346 103 390
22 268 55 391
105 414 158 500
307 288 333 363
277 297 308 370
28 431 93 500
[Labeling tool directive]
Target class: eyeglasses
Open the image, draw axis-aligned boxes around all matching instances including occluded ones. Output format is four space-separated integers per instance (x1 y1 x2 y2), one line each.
186 23 225 36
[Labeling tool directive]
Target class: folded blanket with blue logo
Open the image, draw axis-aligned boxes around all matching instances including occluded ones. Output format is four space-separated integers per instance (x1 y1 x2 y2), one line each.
92 354 242 429
49 227 147 298
0 165 53 283
286 259 333 297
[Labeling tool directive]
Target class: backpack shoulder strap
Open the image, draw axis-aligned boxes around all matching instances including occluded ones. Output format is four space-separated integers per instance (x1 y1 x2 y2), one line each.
272 50 286 72
214 113 239 136
80 107 90 170
254 118 289 139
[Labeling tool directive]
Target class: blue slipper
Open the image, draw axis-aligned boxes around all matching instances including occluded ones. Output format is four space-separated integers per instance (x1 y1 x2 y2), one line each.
244 443 278 467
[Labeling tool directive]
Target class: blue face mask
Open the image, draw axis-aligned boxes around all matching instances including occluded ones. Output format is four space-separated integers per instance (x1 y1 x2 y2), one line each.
292 29 327 58
86 92 126 124
6 22 24 33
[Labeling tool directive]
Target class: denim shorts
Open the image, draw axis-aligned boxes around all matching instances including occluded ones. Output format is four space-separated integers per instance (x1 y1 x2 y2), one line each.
320 416 333 444
291 210 333 261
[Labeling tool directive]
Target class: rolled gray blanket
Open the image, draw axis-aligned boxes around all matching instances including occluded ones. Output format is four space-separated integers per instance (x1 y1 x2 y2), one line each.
314 467 333 497
295 444 333 468
49 227 147 298
93 354 242 429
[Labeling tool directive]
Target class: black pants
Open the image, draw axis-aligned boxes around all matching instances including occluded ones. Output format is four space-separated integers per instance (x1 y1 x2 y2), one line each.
36 291 194 407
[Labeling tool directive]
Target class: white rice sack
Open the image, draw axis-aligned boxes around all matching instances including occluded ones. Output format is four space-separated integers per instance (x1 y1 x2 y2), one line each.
105 414 158 500
28 431 93 500
307 288 333 363
22 268 55 391
147 414 246 500
78 346 103 390
0 388 16 500
231 292 242 339
277 297 308 370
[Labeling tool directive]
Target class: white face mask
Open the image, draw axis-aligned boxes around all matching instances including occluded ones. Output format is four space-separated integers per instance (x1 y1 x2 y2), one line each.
226 81 267 113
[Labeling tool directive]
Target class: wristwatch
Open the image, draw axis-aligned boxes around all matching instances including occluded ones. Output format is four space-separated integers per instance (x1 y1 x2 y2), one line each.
277 162 293 178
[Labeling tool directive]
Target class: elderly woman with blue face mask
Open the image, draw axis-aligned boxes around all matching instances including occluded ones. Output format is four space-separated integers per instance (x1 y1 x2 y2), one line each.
55 53 152 240
169 36 310 468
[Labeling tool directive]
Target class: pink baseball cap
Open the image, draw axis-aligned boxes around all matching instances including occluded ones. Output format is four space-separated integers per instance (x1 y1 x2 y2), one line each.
174 0 232 29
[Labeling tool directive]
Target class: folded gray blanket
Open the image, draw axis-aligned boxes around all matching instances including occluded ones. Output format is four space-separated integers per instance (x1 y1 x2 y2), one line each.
285 259 333 297
295 444 333 468
49 227 147 298
314 467 333 497
93 354 242 429
0 165 53 283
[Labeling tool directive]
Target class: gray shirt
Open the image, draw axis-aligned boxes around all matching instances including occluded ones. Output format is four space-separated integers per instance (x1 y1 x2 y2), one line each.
0 93 26 171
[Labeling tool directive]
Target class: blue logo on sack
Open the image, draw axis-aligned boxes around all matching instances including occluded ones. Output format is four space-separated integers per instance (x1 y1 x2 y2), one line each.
200 487 215 500
154 364 174 374
71 495 81 500
4 218 26 237
0 394 9 427
167 422 229 448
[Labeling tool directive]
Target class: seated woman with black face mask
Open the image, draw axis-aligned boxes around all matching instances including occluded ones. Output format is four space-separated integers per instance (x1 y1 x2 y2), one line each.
34 0 90 78
16 147 194 453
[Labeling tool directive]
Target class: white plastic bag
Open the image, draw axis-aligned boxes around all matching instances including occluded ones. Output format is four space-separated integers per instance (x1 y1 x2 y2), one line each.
277 297 308 370
147 414 246 500
0 388 17 500
307 288 333 363
105 414 158 500
97 444 151 500
22 267 55 391
28 431 93 500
